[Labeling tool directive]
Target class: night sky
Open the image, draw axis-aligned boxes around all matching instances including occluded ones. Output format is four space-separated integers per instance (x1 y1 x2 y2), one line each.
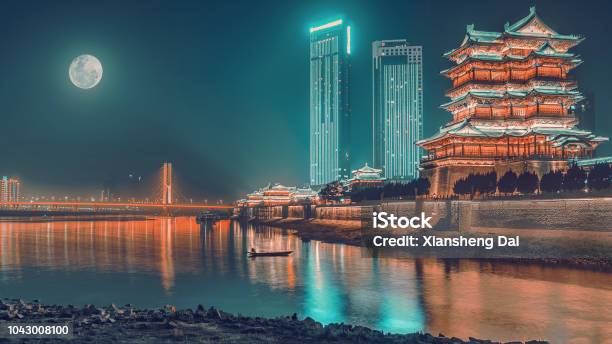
1 0 611 201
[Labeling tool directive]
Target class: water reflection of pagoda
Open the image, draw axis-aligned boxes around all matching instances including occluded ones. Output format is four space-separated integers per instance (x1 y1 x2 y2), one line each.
418 7 608 195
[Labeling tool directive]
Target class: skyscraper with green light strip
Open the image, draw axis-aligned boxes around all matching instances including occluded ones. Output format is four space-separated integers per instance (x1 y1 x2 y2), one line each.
309 19 351 186
372 40 423 180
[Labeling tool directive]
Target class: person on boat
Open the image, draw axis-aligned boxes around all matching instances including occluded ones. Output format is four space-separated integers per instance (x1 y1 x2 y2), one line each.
250 248 256 254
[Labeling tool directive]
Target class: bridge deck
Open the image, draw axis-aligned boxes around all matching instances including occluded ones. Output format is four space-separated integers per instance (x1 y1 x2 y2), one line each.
0 201 232 210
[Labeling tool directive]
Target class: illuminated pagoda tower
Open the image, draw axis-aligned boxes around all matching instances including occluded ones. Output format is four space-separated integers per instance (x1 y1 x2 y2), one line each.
418 7 608 196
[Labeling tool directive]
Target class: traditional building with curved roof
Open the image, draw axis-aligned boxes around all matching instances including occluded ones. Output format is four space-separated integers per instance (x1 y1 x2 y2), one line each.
418 7 608 196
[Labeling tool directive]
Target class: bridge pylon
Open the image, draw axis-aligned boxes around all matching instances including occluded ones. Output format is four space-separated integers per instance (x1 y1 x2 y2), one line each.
162 162 173 205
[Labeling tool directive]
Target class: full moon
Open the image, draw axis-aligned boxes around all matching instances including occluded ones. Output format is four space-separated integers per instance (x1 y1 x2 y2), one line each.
69 54 103 89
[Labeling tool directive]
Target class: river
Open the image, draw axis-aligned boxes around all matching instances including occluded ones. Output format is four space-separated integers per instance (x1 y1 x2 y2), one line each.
0 216 610 342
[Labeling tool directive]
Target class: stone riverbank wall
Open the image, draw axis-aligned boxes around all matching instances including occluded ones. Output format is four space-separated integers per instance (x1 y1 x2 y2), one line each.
245 198 612 231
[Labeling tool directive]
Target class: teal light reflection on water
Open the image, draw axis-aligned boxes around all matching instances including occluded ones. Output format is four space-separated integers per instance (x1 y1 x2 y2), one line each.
303 242 345 324
300 241 426 333
378 286 425 333
367 258 425 334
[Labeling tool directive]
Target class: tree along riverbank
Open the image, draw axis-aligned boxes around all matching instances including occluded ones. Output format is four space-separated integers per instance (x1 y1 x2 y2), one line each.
254 218 612 271
0 299 547 343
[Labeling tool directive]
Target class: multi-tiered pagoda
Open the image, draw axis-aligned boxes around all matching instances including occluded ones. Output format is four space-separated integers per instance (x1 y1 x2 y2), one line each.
418 7 608 195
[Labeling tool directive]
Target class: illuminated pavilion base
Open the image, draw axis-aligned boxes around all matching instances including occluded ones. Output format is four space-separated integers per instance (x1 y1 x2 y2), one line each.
421 158 568 196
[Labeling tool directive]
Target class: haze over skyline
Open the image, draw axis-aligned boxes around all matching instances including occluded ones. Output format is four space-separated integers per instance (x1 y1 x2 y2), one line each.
2 0 611 200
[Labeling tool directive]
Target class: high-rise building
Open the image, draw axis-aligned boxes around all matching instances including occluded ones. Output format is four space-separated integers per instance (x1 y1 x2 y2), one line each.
0 177 7 202
309 19 351 186
8 178 20 202
417 7 608 195
372 40 423 180
1 176 20 202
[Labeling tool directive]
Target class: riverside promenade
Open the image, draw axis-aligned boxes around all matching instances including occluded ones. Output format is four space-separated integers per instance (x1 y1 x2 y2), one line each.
246 197 612 231
247 197 612 269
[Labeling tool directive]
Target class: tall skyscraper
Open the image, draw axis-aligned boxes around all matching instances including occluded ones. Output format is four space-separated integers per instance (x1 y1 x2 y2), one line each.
8 178 20 202
372 40 423 180
0 176 7 202
0 176 20 202
309 19 351 186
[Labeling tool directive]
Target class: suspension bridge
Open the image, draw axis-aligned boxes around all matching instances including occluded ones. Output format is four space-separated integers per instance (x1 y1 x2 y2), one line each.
0 162 232 214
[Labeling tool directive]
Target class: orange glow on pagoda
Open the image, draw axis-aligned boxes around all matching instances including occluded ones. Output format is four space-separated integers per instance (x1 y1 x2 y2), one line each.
418 7 608 196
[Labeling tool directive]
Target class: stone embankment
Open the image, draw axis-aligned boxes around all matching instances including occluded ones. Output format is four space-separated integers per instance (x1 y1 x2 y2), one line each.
254 198 612 270
0 299 547 343
250 198 612 232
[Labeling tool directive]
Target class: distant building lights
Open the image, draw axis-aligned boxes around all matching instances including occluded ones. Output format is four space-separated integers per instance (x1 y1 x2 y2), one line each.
309 19 343 33
347 26 351 54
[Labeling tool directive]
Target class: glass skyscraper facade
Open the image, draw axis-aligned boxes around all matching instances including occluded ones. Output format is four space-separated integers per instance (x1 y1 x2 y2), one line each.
309 19 351 186
372 40 423 180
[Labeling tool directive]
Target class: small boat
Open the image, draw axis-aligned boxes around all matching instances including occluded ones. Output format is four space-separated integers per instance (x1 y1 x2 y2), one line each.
247 250 293 257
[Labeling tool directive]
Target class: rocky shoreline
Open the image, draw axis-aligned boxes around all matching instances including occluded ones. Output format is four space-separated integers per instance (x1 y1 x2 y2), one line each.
0 299 546 343
254 218 612 271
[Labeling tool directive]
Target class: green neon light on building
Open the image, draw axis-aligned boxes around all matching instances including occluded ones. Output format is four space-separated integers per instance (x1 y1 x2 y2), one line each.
309 19 343 33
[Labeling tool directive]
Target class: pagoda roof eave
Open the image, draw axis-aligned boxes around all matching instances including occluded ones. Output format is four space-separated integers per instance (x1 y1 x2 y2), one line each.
505 6 540 32
441 88 583 109
351 164 383 175
441 51 580 76
443 38 506 58
550 135 609 148
444 7 583 60
572 59 583 68
443 25 505 58
534 51 576 58
575 156 612 167
504 6 582 41
503 30 583 42
348 176 386 182
418 121 609 148
444 36 582 61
